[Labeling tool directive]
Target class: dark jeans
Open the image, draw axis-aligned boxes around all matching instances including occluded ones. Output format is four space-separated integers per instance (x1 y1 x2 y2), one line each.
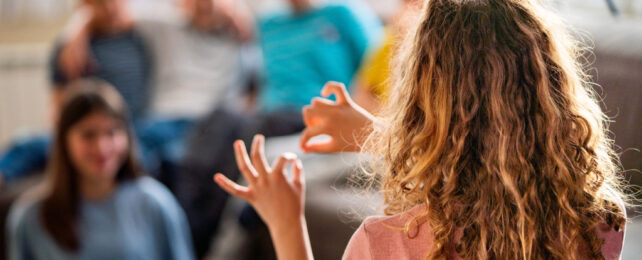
137 118 194 190
0 135 50 182
175 108 304 258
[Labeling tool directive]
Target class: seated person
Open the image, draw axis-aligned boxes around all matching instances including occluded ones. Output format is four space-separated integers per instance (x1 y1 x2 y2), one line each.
352 0 422 113
131 0 255 184
175 0 382 257
53 0 150 120
0 0 254 186
7 79 193 260
255 0 382 112
0 0 151 184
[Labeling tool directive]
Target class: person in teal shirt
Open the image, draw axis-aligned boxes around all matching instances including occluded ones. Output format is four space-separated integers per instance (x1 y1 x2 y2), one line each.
257 0 383 111
7 79 194 260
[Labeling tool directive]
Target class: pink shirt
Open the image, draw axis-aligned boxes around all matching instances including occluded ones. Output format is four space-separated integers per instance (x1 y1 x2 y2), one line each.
343 205 625 259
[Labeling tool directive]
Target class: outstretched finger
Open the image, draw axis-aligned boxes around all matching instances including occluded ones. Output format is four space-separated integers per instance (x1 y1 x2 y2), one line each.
311 97 335 108
292 159 305 188
251 134 270 175
214 173 251 201
321 81 350 104
303 140 337 154
234 140 259 183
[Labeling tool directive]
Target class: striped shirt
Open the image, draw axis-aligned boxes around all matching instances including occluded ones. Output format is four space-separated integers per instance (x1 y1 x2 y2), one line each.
51 30 151 120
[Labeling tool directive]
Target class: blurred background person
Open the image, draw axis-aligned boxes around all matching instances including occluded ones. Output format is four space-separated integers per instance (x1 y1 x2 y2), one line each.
53 0 149 120
7 79 193 260
0 0 151 185
0 0 255 189
124 0 256 188
255 0 381 112
351 0 421 113
176 0 382 257
59 0 256 186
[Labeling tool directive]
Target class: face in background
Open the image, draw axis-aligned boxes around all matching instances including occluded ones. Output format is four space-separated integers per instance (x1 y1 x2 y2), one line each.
288 0 313 13
66 110 129 185
184 0 216 31
83 0 132 34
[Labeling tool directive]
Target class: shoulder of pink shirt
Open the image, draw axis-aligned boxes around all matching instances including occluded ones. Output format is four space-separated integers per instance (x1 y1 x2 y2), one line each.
343 203 626 260
342 205 437 260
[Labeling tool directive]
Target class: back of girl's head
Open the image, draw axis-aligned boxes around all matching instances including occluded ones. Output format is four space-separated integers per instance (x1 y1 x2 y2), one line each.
43 78 141 251
364 0 626 259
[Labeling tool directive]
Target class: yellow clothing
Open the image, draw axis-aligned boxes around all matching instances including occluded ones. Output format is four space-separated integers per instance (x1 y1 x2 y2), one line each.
357 28 396 99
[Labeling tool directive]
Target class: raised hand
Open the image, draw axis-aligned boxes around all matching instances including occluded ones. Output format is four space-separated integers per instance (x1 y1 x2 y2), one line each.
58 7 94 80
215 0 255 42
300 81 376 153
213 134 313 260
214 134 304 228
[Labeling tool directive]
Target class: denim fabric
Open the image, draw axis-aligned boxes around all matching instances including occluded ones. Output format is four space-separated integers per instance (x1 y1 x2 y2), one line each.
136 118 195 188
0 135 51 181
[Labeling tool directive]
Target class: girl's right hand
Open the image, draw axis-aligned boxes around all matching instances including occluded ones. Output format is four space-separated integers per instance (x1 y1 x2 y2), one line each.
214 135 305 232
214 135 313 260
300 82 376 153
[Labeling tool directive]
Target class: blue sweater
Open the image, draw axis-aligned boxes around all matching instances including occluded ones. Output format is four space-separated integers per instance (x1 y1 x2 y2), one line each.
7 177 194 260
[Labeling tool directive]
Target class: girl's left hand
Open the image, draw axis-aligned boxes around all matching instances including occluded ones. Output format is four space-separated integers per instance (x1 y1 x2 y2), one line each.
214 134 305 231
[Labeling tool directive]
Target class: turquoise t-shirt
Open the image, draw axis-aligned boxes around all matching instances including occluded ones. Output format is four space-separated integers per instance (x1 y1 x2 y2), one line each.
7 177 194 260
258 2 382 112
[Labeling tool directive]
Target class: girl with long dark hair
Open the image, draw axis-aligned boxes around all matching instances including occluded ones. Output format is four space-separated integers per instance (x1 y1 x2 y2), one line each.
7 79 194 260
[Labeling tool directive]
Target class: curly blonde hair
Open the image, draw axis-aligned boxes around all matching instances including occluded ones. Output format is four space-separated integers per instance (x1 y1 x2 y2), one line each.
362 0 627 259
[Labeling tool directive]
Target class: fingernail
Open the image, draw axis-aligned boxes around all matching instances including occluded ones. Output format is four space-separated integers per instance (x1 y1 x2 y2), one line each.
283 152 297 160
296 160 303 169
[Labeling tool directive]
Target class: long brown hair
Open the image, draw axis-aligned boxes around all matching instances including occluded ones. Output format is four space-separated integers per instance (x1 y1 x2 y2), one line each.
363 0 626 259
41 78 142 251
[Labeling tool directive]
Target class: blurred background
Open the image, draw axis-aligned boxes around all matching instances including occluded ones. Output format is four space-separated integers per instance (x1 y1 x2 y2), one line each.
0 0 640 259
2 0 640 176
